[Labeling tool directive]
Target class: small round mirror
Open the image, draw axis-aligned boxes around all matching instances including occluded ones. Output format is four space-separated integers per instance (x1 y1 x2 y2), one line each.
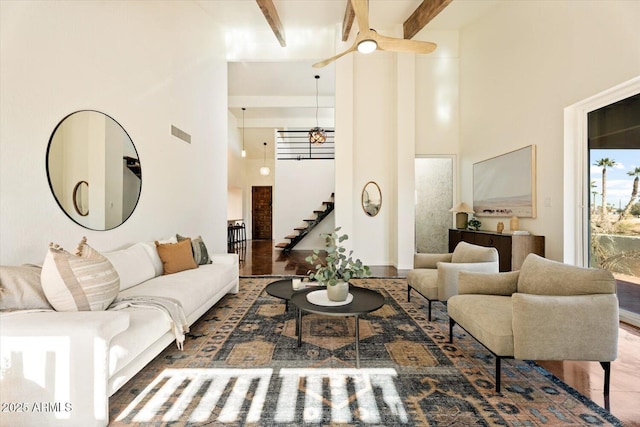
72 181 89 216
362 181 381 217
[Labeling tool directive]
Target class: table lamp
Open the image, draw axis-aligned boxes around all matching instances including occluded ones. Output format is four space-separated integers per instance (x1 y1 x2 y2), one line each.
450 202 475 229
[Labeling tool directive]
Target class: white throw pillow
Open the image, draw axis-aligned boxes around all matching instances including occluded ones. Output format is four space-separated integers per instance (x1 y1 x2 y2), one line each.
104 243 156 291
41 238 119 311
140 235 177 277
0 264 53 310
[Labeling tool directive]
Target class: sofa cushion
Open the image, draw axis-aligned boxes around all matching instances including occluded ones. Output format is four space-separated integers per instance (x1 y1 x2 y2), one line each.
177 234 212 265
406 269 438 300
0 265 53 310
104 243 156 291
155 239 198 275
118 263 237 316
518 254 616 296
41 238 119 311
448 294 514 356
451 241 499 263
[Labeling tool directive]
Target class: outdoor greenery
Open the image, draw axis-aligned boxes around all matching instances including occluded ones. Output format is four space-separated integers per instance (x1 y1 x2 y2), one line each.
306 227 371 286
591 157 640 276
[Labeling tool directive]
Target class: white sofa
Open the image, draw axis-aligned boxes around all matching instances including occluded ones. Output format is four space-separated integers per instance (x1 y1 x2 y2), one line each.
0 240 239 427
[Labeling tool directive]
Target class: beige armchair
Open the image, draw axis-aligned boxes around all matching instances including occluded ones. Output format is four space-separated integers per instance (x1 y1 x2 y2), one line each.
448 254 619 394
407 241 499 321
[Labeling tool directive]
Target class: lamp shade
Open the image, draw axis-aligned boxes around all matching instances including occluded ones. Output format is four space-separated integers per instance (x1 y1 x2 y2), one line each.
450 202 475 213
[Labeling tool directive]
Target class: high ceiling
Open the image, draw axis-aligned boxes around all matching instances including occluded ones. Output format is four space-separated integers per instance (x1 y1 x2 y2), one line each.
198 0 502 157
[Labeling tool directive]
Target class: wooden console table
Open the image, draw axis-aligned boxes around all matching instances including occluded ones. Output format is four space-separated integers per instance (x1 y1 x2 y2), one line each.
449 229 545 272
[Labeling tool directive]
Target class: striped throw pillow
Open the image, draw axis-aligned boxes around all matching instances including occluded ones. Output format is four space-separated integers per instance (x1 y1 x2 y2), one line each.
41 237 120 311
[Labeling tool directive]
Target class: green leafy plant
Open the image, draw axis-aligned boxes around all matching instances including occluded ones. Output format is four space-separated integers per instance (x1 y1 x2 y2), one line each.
468 217 481 231
305 227 371 286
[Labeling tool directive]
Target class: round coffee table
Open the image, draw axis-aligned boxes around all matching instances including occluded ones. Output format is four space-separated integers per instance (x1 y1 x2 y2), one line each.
290 285 385 368
265 278 320 312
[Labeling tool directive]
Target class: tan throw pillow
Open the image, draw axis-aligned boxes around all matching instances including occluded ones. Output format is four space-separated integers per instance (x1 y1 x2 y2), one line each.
0 264 53 310
155 239 198 275
177 234 212 265
41 237 120 311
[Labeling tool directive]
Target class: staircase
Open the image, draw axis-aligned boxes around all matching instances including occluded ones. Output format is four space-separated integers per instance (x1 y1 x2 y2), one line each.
275 193 334 252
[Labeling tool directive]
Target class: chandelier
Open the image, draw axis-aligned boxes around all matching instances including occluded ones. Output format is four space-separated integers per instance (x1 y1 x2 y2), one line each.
309 75 326 144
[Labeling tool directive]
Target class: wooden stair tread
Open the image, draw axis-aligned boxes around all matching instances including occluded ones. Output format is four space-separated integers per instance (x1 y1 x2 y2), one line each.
278 193 335 252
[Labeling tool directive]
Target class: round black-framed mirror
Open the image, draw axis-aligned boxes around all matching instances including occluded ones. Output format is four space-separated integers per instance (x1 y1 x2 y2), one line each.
362 181 381 217
46 110 141 230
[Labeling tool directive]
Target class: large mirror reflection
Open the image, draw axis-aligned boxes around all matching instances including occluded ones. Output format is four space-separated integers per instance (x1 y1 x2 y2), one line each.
46 110 141 230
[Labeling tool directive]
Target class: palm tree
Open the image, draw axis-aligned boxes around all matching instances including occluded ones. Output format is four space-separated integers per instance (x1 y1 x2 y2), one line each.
618 166 640 221
594 158 617 222
590 180 599 215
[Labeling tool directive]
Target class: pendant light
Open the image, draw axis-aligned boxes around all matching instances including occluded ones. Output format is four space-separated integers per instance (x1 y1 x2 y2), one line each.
259 142 270 176
241 107 247 158
308 75 326 144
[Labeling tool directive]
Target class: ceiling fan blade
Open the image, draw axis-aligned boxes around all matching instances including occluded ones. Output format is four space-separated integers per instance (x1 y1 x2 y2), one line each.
374 33 437 54
313 44 357 68
351 0 370 33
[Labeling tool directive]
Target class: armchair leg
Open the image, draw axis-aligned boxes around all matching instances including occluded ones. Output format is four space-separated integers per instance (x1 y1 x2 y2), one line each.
407 285 411 302
449 318 455 343
495 357 502 393
600 361 611 396
428 299 432 321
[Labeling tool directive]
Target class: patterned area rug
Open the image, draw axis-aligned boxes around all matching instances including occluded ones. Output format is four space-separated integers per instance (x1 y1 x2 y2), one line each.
109 278 621 426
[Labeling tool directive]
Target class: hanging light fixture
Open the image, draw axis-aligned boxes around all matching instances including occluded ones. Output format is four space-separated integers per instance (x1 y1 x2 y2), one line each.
357 38 377 54
241 107 247 158
259 142 270 176
308 75 326 144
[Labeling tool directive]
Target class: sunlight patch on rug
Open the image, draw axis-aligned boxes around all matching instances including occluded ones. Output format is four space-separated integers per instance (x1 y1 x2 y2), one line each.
114 367 407 424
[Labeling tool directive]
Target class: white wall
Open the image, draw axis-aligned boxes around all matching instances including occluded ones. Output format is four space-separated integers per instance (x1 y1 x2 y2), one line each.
0 1 228 264
459 0 640 261
274 159 335 250
334 28 460 269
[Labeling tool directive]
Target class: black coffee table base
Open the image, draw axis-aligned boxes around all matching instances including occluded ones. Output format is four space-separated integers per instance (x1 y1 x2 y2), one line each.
291 286 384 369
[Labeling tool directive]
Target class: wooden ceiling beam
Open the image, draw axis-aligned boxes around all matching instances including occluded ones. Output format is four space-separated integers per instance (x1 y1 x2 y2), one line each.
403 0 452 40
341 0 356 42
256 0 286 47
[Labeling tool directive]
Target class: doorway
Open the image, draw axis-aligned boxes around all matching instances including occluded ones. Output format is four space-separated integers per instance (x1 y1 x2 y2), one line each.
564 76 640 327
415 156 455 253
587 93 640 318
252 186 272 240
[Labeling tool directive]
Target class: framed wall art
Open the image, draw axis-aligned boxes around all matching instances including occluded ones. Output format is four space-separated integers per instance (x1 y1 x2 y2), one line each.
473 145 537 218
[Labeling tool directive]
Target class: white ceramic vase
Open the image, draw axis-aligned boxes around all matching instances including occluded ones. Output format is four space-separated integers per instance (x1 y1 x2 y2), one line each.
326 281 349 302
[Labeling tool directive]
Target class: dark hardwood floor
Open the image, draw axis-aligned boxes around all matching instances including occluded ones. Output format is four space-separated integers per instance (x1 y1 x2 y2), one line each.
236 239 405 277
234 239 640 426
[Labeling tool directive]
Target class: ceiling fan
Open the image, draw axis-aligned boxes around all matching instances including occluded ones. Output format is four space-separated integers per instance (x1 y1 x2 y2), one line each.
313 0 437 68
